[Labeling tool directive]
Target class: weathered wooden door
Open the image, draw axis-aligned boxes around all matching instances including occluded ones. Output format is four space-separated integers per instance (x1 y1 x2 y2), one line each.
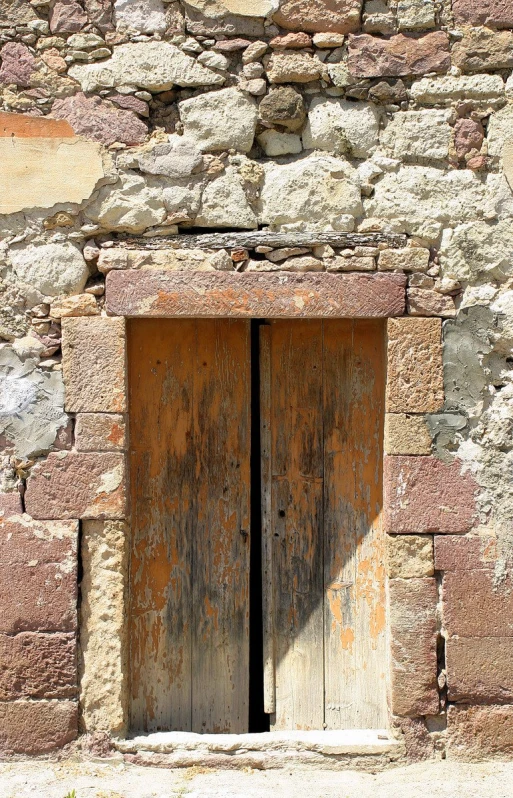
128 319 251 733
261 320 387 730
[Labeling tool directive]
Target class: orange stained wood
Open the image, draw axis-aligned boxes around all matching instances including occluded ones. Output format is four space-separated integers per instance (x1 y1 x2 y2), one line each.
264 319 387 731
128 319 250 734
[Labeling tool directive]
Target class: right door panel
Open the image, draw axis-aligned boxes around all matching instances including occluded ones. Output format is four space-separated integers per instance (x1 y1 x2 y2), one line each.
263 319 387 730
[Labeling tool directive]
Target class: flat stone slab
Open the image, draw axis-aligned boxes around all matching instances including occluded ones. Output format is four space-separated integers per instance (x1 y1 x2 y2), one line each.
106 270 406 318
115 729 404 762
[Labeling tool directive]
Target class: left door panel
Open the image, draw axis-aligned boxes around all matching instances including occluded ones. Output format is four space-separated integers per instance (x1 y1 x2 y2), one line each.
128 319 251 733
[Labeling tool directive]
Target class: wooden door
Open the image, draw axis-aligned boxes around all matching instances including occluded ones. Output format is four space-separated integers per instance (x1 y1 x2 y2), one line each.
128 319 251 734
261 320 387 730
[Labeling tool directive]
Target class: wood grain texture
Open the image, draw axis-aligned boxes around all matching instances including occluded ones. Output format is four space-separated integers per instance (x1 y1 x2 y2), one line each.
128 319 250 734
260 325 275 715
323 320 387 729
106 270 407 319
270 321 324 731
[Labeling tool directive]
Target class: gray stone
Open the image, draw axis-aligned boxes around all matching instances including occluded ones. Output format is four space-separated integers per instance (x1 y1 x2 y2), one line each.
440 221 513 282
69 41 225 92
9 243 89 298
0 347 67 459
179 88 258 153
84 174 166 233
443 306 494 413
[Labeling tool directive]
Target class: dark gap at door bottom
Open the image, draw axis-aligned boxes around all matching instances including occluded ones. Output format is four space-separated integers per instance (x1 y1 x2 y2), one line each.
249 319 270 733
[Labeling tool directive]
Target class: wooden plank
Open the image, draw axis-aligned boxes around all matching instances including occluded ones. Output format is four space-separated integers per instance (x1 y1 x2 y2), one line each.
118 231 408 250
270 320 324 731
106 270 407 320
259 325 275 715
323 320 387 729
128 319 195 732
191 320 251 733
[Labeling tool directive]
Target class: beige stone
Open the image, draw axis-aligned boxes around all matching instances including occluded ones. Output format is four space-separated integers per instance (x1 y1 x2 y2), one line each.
185 0 277 16
75 414 126 452
0 136 104 215
387 534 434 579
62 317 126 413
384 413 432 455
266 52 322 83
378 247 430 272
386 318 444 413
79 520 128 734
50 294 99 319
503 141 513 192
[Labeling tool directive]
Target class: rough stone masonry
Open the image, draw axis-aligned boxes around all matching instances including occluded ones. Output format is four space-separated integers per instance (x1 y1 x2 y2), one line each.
1 0 513 765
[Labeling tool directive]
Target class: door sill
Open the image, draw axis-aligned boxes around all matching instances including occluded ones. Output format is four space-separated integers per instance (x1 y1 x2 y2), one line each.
114 730 405 771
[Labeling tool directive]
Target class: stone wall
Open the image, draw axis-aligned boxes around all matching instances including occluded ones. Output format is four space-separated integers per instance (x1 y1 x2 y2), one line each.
1 0 513 762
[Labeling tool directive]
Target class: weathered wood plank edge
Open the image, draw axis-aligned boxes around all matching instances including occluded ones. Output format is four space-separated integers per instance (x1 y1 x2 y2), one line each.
111 231 408 250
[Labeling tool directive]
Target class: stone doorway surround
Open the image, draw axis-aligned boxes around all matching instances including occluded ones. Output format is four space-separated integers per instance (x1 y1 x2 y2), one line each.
14 233 480 762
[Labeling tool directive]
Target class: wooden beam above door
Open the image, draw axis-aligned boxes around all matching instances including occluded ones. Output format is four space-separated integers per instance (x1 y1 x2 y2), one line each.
106 271 406 319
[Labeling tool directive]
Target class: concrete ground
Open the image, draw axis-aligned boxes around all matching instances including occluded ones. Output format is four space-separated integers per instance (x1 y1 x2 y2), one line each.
1 759 513 798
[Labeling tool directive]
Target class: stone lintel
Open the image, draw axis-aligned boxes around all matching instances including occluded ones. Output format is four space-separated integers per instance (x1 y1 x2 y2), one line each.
105 270 407 318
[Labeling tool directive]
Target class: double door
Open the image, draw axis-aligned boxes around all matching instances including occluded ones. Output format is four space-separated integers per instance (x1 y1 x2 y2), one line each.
128 319 386 734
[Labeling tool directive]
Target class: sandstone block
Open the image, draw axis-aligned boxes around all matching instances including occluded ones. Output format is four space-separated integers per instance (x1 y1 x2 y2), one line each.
384 455 478 534
25 452 126 520
0 492 23 517
270 32 312 49
0 517 77 634
106 270 406 318
69 41 225 93
397 0 435 29
387 535 434 579
447 705 513 760
266 52 322 83
347 32 450 78
178 88 258 153
384 413 432 456
446 637 513 704
386 318 443 413
62 317 126 413
434 534 497 572
303 97 380 158
410 74 505 104
51 92 148 146
453 27 513 72
75 414 126 452
389 577 439 716
380 110 451 161
0 632 76 700
273 0 362 33
0 700 77 754
407 288 456 318
454 118 484 160
442 569 513 637
9 243 90 298
0 42 36 87
453 0 513 27
49 0 87 32
50 294 99 319
80 520 128 734
379 247 430 272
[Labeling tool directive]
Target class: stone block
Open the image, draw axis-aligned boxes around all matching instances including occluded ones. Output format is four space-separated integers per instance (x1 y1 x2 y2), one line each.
453 27 513 72
407 288 456 318
384 456 478 534
386 318 443 413
379 247 430 272
447 705 513 760
273 0 362 33
380 110 451 162
62 317 126 413
0 632 76 700
389 577 439 717
410 74 505 105
347 32 450 78
106 271 406 319
0 492 22 517
384 413 432 456
453 0 513 27
25 452 126 521
266 52 322 83
51 92 147 146
387 535 434 579
0 517 77 634
434 534 497 572
0 111 104 216
0 700 77 754
75 414 126 452
446 637 513 704
80 520 128 734
442 569 513 637
178 87 258 153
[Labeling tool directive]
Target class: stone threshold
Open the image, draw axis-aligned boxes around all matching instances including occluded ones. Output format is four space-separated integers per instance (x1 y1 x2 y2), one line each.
113 730 405 771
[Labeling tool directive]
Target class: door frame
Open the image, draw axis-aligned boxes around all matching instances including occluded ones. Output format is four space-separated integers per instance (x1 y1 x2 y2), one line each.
73 267 444 739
